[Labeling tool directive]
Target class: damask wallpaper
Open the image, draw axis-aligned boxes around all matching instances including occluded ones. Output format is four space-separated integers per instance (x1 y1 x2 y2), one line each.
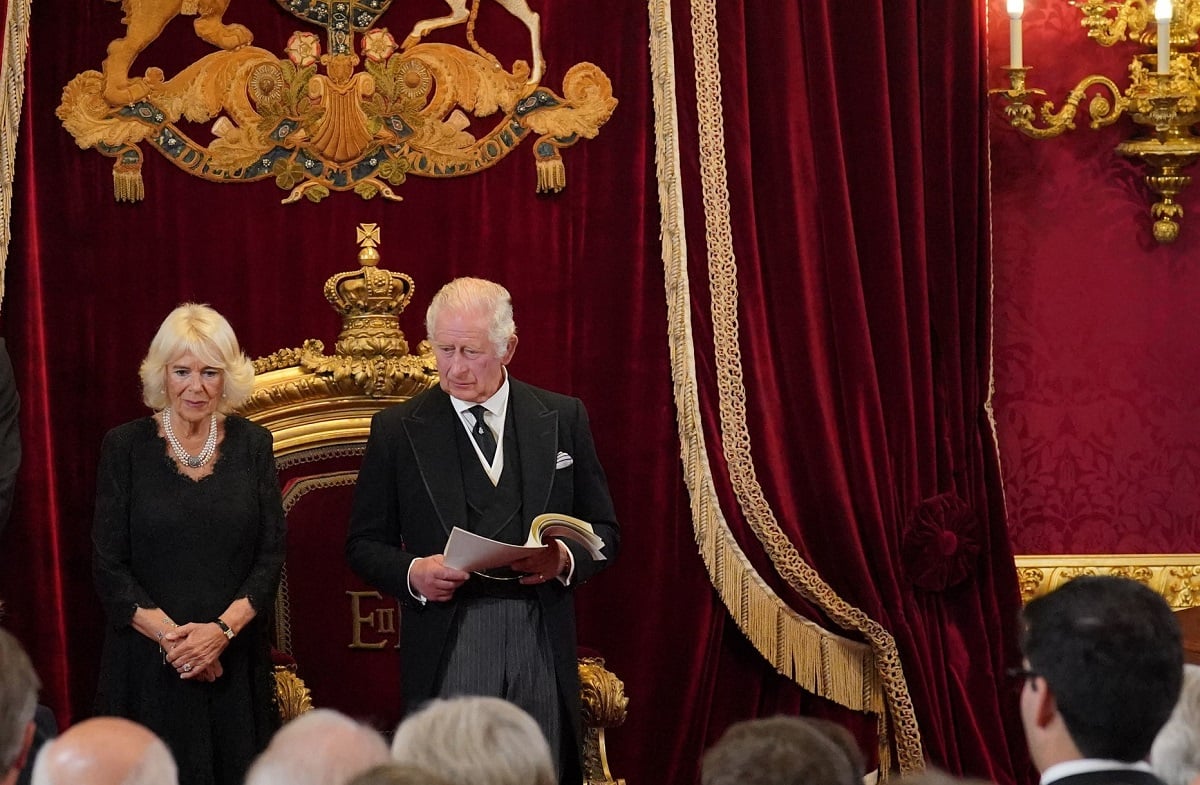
988 0 1200 555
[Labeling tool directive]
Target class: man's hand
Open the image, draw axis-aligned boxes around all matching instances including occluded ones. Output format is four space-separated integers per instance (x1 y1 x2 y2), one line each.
410 554 470 602
513 540 570 585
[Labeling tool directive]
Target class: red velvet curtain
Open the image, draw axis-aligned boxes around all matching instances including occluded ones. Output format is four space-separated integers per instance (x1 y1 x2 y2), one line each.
0 1 1027 783
662 2 1028 781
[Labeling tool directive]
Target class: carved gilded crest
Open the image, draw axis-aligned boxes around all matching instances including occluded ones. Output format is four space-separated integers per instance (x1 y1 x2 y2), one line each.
57 0 617 203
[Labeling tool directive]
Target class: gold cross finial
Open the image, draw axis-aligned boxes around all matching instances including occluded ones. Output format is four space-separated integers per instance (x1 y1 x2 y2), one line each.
356 223 381 267
357 223 381 249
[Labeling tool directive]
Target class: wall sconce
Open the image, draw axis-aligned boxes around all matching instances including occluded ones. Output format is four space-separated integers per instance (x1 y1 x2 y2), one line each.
991 0 1200 244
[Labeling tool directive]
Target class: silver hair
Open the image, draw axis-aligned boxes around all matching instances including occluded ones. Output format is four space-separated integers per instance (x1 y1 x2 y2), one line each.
139 303 255 412
390 696 555 785
0 628 39 772
425 278 516 359
245 709 390 785
1152 664 1200 785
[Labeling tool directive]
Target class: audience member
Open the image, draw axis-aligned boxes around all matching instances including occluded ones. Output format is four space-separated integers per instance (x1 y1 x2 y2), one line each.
892 766 995 785
805 717 867 783
701 715 859 785
244 709 389 785
0 629 38 785
30 717 176 785
1017 575 1182 785
348 762 454 785
1152 663 1200 785
14 708 55 785
391 696 555 785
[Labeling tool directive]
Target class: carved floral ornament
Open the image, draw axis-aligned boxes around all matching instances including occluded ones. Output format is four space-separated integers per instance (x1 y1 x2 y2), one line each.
57 0 618 203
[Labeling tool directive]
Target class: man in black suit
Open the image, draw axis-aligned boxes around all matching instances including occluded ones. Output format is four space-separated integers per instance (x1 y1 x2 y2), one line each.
345 277 620 784
1018 575 1183 785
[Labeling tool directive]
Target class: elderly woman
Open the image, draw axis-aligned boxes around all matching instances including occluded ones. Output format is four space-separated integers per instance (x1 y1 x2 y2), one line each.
92 303 286 785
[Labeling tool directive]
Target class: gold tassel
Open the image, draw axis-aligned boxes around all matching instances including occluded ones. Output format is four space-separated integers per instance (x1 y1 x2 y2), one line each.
113 162 144 203
536 157 566 193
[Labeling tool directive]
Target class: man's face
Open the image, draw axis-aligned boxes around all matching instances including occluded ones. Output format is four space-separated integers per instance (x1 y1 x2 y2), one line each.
1016 659 1052 771
432 307 516 403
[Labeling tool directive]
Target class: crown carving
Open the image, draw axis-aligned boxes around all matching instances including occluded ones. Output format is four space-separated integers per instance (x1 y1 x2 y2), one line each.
249 223 437 400
323 223 416 358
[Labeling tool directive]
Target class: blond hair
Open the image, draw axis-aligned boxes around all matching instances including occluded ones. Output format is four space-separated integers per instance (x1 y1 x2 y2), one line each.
139 303 255 411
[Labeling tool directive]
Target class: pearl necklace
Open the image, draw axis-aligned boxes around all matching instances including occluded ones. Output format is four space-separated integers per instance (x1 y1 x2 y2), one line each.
161 410 218 469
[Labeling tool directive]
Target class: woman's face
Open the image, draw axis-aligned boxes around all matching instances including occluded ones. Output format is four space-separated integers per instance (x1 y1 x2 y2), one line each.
165 350 224 424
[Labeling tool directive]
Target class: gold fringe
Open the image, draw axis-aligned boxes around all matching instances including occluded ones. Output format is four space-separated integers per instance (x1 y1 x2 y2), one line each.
113 163 145 203
649 0 925 774
1 0 33 312
536 157 566 193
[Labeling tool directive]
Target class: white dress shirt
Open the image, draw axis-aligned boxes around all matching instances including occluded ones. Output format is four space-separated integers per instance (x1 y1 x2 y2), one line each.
449 376 510 486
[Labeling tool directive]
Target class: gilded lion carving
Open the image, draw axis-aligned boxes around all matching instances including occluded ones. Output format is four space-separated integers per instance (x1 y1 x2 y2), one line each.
101 0 253 105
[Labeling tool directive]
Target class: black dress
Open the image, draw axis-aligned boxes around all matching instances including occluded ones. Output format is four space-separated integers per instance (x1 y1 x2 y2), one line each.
93 415 286 785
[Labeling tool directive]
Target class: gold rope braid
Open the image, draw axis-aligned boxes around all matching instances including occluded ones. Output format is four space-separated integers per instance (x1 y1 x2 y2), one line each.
647 0 925 773
0 0 32 312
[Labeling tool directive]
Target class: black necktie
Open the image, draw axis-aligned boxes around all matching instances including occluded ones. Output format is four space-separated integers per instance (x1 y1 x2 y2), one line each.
468 405 497 464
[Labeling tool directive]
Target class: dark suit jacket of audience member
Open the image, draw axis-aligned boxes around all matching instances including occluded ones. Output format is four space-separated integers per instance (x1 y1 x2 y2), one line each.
1050 769 1169 785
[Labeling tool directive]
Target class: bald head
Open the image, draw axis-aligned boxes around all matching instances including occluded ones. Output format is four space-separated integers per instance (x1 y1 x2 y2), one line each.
31 717 176 785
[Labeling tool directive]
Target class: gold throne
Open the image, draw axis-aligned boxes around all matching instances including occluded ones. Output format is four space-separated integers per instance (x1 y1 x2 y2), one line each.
237 225 627 785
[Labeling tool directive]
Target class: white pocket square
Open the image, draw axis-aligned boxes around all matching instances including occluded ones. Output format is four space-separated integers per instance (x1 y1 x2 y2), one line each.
555 451 574 469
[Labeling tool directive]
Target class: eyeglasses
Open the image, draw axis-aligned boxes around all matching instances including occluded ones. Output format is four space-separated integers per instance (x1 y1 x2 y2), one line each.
1006 666 1040 683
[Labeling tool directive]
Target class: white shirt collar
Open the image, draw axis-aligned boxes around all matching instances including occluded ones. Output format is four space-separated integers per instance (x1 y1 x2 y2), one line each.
1041 759 1153 785
449 369 510 417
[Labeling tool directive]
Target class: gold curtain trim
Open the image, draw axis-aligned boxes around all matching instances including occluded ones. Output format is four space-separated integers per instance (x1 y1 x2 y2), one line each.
648 0 924 774
0 0 32 312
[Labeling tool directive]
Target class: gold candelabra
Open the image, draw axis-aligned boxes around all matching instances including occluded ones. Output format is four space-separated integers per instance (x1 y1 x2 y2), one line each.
992 0 1200 244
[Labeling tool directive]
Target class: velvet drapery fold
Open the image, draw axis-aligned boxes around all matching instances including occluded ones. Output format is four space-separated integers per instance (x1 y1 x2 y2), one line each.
1 1 1028 783
655 1 1028 781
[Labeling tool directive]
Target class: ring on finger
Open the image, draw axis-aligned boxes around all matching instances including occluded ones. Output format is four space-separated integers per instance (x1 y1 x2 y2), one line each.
182 663 193 673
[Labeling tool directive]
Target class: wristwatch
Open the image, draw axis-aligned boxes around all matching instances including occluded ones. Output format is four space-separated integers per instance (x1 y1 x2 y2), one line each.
214 618 235 640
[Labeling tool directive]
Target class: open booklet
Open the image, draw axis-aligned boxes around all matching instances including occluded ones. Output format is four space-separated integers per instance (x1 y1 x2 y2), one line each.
442 513 608 573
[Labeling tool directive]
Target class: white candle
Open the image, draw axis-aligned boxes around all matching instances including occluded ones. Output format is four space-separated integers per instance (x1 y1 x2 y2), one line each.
1156 0 1172 75
1008 0 1024 68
